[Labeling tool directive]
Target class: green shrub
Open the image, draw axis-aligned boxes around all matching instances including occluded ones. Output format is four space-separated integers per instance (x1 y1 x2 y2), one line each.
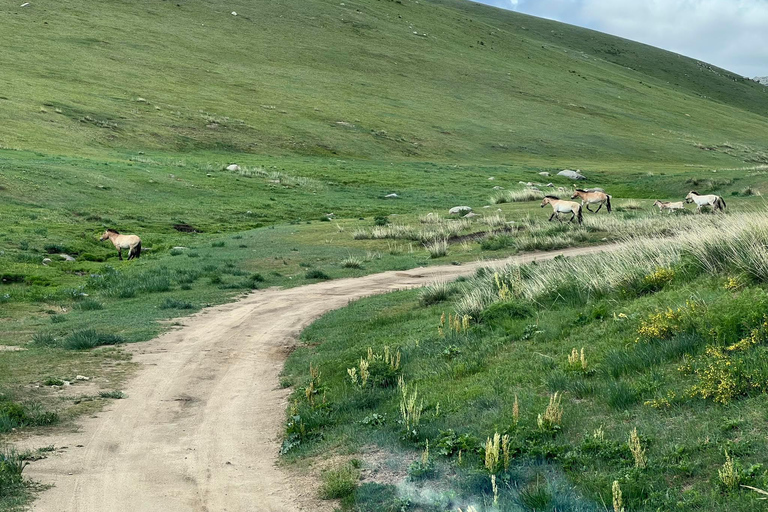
99 390 125 399
0 447 27 500
0 401 58 432
419 281 457 305
305 269 331 280
320 464 359 499
63 330 124 350
481 234 515 251
43 377 64 386
211 241 225 247
50 314 66 323
31 331 56 346
159 298 194 310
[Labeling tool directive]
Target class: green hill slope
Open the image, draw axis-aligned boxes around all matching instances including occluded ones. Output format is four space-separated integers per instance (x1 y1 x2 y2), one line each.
1 0 766 164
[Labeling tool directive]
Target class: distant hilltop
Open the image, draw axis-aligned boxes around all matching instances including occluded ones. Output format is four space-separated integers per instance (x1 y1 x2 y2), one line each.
754 76 768 86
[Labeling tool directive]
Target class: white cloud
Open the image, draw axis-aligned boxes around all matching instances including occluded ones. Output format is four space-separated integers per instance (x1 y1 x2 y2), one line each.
474 0 768 76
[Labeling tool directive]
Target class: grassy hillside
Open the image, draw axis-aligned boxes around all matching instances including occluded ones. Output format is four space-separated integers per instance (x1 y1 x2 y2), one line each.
0 0 767 164
2 0 768 508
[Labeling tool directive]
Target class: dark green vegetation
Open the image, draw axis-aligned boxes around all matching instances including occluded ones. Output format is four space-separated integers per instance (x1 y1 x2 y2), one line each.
2 0 768 508
283 216 768 511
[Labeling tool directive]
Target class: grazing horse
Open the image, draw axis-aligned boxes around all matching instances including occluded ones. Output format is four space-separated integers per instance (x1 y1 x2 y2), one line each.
571 189 612 213
653 200 685 213
541 196 583 225
685 191 726 213
100 229 142 260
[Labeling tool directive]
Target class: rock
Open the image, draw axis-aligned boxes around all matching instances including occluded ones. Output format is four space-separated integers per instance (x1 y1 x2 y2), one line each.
546 183 554 187
384 193 399 198
231 11 237 15
483 205 491 208
539 172 550 177
464 212 480 218
492 186 503 190
558 169 586 180
325 213 336 218
226 164 241 172
488 177 495 180
42 258 52 266
20 2 30 6
75 375 90 381
172 247 187 251
518 181 527 185
59 254 76 262
449 206 472 215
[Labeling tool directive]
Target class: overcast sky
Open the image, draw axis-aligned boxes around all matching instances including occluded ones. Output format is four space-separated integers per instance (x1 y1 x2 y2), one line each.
474 0 768 77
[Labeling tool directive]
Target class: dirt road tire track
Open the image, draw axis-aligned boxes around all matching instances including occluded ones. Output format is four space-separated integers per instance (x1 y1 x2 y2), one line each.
20 245 612 512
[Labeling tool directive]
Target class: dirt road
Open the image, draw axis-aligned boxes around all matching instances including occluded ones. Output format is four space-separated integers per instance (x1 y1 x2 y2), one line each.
22 245 610 512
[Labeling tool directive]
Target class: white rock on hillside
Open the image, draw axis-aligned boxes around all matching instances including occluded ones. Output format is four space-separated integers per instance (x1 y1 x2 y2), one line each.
226 164 241 171
558 169 586 180
449 206 472 215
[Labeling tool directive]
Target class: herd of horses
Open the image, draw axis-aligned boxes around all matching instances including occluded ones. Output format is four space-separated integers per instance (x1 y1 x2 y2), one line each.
540 189 726 225
97 190 727 261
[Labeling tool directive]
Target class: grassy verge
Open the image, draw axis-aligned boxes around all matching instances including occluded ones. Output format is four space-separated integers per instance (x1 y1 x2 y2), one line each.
282 210 768 511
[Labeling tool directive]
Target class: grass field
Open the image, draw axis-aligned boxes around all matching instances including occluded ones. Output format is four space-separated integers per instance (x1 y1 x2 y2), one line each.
283 212 768 511
2 0 768 508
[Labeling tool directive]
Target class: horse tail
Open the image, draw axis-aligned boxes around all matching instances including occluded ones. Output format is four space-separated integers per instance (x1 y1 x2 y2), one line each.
719 196 726 211
606 194 612 213
133 240 142 259
577 205 583 225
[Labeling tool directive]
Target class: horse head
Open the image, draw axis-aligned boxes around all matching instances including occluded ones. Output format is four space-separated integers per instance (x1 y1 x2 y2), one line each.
99 229 118 241
685 191 697 203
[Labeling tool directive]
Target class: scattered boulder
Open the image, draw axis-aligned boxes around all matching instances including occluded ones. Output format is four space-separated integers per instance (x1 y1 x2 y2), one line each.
483 205 491 208
539 171 550 177
42 258 52 266
75 375 90 381
488 177 495 180
231 11 237 15
226 164 241 172
172 246 187 251
464 212 480 218
59 254 76 262
449 206 472 215
558 169 586 180
384 193 400 199
546 183 554 187
492 186 503 190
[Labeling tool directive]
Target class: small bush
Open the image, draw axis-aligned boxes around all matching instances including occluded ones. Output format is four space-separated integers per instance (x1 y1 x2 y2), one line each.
62 330 124 350
305 269 331 280
481 234 515 251
374 216 389 226
50 314 67 323
43 243 64 254
187 252 199 258
320 464 360 499
43 377 64 386
169 248 184 256
159 298 195 310
74 298 103 311
31 331 56 347
0 401 58 432
211 241 226 247
0 447 27 499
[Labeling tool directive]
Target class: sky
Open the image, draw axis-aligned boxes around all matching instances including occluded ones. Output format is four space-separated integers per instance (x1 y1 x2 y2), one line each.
474 0 768 77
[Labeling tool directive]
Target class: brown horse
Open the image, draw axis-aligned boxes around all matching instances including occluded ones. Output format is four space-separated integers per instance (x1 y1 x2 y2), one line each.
100 229 142 260
541 196 583 225
571 189 612 213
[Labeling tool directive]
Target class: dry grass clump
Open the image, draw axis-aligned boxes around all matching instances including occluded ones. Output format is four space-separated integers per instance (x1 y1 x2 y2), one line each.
425 238 449 258
490 188 545 204
456 211 768 317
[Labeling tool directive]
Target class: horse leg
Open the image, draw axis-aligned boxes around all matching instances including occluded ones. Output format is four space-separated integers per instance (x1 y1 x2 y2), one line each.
586 204 594 213
594 203 603 213
548 212 555 222
127 248 134 260
118 248 123 261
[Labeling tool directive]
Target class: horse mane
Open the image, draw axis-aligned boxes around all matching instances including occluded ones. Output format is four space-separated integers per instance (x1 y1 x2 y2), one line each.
106 228 120 234
544 195 560 199
574 189 586 193
689 190 699 195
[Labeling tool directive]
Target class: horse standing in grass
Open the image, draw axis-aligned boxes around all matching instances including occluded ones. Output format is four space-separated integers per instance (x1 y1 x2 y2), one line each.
685 191 726 213
571 189 612 213
653 200 685 213
541 196 583 225
100 229 142 260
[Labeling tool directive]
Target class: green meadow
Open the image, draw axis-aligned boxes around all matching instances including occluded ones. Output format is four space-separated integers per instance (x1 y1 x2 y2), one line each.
2 0 768 509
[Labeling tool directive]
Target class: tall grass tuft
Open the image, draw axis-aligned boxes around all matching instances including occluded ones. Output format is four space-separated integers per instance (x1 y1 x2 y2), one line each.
63 330 124 350
490 188 545 204
425 238 448 258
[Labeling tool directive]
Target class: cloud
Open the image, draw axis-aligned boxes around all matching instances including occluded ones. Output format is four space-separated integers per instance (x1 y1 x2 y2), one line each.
473 0 768 76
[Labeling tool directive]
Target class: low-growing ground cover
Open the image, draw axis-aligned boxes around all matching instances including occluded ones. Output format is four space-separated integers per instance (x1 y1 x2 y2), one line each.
282 211 768 511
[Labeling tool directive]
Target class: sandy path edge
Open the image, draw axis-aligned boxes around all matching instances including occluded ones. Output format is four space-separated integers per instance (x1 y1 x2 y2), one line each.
15 244 612 512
